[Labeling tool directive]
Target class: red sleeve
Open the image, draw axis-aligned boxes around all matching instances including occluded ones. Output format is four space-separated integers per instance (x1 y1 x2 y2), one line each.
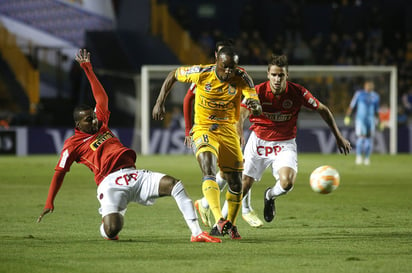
80 62 109 123
44 171 66 210
300 86 320 110
183 85 196 136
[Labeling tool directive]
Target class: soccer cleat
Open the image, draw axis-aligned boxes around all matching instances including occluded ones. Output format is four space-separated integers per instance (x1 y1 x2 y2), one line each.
263 188 276 222
209 225 223 236
355 155 363 165
191 231 222 243
216 218 232 235
194 199 211 227
228 225 241 240
242 210 264 228
364 158 370 165
205 207 215 227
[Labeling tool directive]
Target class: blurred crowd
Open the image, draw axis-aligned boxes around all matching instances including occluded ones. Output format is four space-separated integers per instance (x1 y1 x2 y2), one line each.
2 0 412 128
189 1 412 125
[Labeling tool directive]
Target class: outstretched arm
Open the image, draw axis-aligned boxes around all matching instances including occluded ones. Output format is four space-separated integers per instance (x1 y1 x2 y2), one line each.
37 170 66 222
75 49 109 112
152 69 178 121
317 102 351 155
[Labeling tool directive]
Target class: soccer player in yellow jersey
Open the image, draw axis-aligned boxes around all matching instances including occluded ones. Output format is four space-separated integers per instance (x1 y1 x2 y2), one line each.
153 46 262 239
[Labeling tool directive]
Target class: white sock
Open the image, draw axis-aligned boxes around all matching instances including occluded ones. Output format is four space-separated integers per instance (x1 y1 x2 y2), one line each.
217 171 230 217
171 181 202 236
242 190 252 214
201 196 209 208
267 182 287 200
100 223 107 238
221 200 228 218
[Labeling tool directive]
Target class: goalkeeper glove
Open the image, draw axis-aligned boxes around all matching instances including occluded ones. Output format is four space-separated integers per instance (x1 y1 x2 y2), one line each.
344 116 351 126
376 120 385 131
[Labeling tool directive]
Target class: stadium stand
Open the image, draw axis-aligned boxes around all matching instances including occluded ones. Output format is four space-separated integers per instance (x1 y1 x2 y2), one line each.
0 0 411 127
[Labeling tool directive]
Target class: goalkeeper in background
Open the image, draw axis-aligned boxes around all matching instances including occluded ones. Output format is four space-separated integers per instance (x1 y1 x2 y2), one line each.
344 80 380 165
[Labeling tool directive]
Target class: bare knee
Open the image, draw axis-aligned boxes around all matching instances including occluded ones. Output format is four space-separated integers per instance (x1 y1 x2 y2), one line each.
225 172 242 192
278 174 295 191
103 213 123 238
197 151 217 176
278 167 296 191
158 175 180 196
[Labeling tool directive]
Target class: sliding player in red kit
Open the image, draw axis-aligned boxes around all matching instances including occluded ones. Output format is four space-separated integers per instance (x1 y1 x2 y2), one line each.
37 49 221 243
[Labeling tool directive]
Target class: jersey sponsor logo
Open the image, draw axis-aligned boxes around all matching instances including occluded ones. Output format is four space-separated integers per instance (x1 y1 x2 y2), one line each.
282 99 293 109
199 95 235 111
264 112 292 122
257 145 282 156
115 172 138 186
308 98 317 107
90 131 114 151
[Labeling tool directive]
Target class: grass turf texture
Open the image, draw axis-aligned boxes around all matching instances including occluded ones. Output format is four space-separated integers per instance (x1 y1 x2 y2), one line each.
0 154 411 273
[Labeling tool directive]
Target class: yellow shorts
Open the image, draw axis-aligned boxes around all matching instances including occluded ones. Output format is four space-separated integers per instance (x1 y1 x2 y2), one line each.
191 124 243 172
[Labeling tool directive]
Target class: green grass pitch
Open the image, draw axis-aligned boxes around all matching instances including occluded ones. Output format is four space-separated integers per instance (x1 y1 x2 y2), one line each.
0 154 411 273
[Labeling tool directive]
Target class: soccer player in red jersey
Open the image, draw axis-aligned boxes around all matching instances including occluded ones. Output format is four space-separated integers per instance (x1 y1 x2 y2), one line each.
237 55 352 222
37 49 221 243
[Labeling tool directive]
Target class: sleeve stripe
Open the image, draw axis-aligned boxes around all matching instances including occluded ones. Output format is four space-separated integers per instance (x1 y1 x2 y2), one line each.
200 65 214 73
237 69 254 88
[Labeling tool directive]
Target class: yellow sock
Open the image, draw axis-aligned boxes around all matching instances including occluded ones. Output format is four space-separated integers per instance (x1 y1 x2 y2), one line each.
202 178 222 223
226 189 242 225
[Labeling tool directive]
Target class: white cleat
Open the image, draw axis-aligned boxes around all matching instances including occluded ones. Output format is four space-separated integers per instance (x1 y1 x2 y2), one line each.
242 210 264 228
355 155 363 165
194 199 214 227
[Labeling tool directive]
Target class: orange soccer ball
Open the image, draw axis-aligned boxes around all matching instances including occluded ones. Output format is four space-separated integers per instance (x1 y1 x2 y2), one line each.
309 165 340 194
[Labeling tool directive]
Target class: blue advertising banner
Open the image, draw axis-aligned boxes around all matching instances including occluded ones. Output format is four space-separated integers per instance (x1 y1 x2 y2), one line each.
27 128 133 154
2 126 411 155
0 130 16 154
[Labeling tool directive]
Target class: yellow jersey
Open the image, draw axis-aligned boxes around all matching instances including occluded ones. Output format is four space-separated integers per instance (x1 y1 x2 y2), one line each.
175 64 258 125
